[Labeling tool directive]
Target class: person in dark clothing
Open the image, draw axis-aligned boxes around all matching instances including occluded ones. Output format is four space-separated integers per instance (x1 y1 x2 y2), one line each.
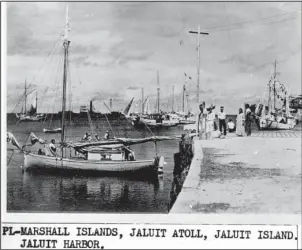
218 106 227 136
49 139 57 156
124 146 130 161
245 104 252 136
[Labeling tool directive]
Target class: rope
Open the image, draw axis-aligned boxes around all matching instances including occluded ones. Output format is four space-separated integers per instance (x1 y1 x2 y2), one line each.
7 149 15 165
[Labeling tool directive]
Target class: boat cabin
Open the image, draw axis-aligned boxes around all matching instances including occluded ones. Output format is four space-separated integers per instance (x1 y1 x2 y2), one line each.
86 146 135 161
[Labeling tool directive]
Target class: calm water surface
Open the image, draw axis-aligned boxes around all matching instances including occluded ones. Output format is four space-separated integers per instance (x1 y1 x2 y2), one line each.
7 119 183 213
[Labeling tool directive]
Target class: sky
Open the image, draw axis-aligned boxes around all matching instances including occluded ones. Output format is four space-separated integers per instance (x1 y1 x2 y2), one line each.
6 2 301 114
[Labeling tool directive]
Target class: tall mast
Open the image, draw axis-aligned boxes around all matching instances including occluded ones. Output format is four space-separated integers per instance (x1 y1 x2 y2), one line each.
61 3 70 156
109 98 113 110
157 70 160 113
141 87 144 114
171 85 174 112
24 79 27 114
182 84 186 113
36 90 38 113
273 60 277 111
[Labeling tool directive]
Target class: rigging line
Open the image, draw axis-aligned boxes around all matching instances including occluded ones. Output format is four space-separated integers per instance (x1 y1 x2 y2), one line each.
7 150 15 165
206 9 301 31
211 16 299 33
43 53 64 126
37 41 62 90
29 32 63 87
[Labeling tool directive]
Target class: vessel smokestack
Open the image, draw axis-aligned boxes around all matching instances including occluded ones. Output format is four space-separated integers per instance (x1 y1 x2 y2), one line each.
90 100 93 113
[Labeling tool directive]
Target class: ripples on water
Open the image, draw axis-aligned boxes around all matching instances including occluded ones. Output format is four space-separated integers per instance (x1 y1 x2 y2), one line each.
7 118 184 213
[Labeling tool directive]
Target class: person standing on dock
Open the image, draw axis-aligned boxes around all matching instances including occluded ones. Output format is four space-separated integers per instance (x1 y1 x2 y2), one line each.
245 104 252 136
206 104 215 139
197 102 206 139
218 106 227 137
236 108 246 136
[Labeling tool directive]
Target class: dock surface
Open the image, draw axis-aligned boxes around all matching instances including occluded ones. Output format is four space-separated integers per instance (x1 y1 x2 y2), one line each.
170 130 301 214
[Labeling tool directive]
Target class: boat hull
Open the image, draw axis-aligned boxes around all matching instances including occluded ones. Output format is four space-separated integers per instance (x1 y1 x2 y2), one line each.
178 119 196 125
43 128 62 133
24 153 158 174
260 118 294 130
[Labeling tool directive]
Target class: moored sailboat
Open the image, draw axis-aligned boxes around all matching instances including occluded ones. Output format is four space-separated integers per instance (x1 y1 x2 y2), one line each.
256 61 295 130
16 81 44 122
19 4 167 176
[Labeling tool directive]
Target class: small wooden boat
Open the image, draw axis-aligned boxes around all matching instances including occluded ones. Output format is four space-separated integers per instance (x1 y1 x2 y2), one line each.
178 119 196 125
43 128 62 133
17 114 44 122
259 117 295 130
23 151 163 174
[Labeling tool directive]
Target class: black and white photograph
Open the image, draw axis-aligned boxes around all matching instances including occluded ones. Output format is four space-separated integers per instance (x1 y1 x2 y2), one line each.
4 1 301 215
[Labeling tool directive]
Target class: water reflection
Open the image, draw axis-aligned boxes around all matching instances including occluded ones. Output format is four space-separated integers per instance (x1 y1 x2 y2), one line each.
18 170 162 212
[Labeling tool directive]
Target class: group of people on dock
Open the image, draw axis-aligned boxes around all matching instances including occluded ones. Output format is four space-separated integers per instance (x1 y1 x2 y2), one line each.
196 102 256 139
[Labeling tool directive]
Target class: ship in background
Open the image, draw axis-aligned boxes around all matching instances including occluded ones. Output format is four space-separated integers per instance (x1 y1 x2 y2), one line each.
289 94 302 124
15 79 45 122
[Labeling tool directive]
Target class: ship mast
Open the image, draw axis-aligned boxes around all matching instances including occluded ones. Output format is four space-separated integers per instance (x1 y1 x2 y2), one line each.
273 60 277 111
171 85 174 112
61 3 70 157
24 79 27 114
157 70 160 113
36 90 38 113
141 87 144 114
182 84 186 113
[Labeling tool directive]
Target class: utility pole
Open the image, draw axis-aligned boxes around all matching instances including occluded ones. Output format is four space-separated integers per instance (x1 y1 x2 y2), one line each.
189 25 209 105
157 70 160 113
141 87 144 114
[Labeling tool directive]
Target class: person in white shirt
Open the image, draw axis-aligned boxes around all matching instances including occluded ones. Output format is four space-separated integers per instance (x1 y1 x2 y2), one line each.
218 106 227 136
227 119 235 132
196 103 206 139
104 131 110 140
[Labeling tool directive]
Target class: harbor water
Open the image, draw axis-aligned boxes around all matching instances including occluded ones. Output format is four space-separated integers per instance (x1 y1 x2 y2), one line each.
6 118 184 213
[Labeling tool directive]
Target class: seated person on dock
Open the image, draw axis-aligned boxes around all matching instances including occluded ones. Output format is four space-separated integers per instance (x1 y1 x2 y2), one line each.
82 133 92 141
49 139 57 156
104 131 110 140
227 119 236 132
38 148 45 155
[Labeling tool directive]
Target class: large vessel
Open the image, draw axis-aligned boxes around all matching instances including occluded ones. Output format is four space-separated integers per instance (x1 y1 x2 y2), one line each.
256 61 296 130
